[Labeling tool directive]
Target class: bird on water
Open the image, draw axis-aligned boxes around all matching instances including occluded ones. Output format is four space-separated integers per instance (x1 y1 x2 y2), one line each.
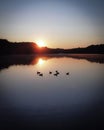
66 72 69 75
39 73 43 76
37 71 40 74
49 71 52 74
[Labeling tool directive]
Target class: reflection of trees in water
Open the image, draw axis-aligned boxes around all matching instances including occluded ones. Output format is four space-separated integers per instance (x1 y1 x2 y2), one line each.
67 54 104 64
0 55 39 70
0 54 104 70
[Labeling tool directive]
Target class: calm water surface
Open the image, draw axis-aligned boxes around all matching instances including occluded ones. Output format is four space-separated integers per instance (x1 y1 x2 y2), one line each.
0 54 104 129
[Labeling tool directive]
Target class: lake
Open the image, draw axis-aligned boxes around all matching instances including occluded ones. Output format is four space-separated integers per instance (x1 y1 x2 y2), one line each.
0 54 104 129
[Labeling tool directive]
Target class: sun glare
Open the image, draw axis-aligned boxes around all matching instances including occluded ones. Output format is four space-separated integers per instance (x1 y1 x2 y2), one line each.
36 40 46 47
38 58 45 65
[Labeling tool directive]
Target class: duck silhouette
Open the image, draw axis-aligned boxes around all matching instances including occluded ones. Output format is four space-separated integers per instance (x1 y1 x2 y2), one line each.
49 71 52 74
66 72 69 75
39 73 43 76
54 73 58 76
56 70 59 75
37 71 40 74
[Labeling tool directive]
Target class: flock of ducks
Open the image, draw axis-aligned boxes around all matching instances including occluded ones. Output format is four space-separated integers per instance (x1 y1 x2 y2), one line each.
37 70 70 77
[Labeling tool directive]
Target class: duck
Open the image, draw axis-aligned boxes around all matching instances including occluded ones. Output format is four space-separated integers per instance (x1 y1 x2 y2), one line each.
49 71 52 74
56 70 59 75
54 73 58 76
66 72 69 75
37 71 40 74
39 73 43 76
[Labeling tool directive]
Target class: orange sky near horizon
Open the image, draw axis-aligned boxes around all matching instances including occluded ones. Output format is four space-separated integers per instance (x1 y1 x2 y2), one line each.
0 0 104 49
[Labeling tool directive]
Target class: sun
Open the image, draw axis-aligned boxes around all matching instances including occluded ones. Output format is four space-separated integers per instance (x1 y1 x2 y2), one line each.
36 40 46 47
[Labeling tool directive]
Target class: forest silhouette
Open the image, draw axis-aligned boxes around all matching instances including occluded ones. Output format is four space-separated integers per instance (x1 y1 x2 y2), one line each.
0 39 104 55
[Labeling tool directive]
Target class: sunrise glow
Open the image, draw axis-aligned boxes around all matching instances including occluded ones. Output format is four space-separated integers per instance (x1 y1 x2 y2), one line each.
36 40 46 47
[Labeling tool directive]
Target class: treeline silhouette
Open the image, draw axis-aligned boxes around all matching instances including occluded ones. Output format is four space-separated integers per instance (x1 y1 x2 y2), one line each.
0 39 104 55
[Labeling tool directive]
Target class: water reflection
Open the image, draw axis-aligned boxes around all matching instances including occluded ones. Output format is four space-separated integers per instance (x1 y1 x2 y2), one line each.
38 58 45 66
0 54 104 71
0 54 104 129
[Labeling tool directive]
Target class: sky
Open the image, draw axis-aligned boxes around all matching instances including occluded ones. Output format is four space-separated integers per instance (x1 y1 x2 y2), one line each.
0 0 104 48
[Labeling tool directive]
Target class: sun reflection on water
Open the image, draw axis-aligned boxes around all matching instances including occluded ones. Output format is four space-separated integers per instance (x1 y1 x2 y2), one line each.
38 58 45 66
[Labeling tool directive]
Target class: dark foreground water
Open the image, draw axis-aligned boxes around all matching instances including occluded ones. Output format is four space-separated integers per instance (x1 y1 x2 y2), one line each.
0 54 104 130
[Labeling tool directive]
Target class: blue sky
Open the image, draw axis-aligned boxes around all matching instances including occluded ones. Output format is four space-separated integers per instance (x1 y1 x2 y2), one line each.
0 0 104 48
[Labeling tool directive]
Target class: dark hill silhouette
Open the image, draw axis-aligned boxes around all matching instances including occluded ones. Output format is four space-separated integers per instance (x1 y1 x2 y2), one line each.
0 39 38 54
0 39 104 55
